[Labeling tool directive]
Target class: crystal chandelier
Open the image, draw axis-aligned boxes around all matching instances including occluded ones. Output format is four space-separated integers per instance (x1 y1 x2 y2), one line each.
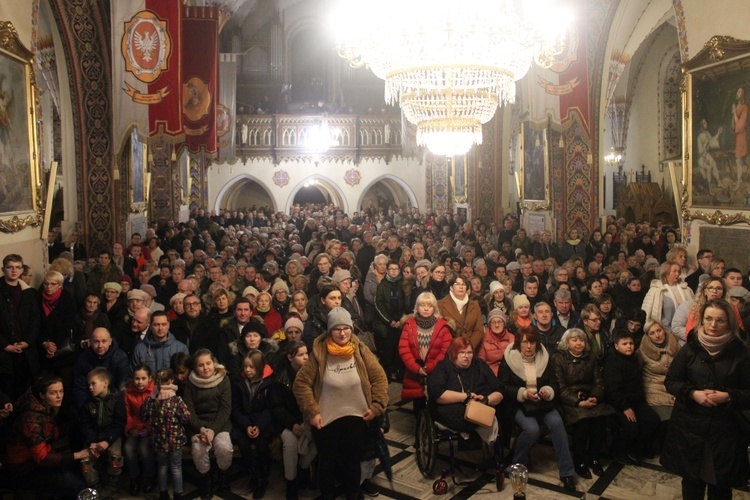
604 146 624 168
332 0 571 156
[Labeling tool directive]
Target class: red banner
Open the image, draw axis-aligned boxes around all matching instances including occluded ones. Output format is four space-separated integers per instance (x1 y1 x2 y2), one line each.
559 19 591 137
146 0 184 140
182 6 219 155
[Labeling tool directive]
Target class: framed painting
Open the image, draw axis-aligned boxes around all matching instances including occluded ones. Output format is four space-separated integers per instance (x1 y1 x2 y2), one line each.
129 128 149 213
451 154 468 203
520 121 550 211
0 22 42 233
682 36 750 225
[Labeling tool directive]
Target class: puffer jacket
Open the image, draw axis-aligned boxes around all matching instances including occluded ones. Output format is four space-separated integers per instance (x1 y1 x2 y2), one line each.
551 349 614 426
230 371 275 441
293 332 388 422
476 327 515 376
398 316 452 400
124 379 155 435
637 332 680 407
184 365 232 435
131 332 189 373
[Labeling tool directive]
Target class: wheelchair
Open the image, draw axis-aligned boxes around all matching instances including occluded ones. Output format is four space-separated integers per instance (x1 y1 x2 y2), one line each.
415 403 505 495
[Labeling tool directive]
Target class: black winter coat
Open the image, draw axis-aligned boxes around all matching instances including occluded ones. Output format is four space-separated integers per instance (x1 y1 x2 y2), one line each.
551 350 614 426
660 334 750 487
80 391 126 446
0 281 40 375
269 364 303 434
230 374 275 441
602 350 646 411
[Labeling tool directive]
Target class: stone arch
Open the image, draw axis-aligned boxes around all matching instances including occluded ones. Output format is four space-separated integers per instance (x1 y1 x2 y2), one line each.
286 175 348 213
356 174 418 212
214 173 277 212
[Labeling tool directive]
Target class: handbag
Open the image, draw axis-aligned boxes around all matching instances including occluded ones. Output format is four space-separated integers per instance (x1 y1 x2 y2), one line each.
464 399 495 427
53 329 76 358
458 374 496 427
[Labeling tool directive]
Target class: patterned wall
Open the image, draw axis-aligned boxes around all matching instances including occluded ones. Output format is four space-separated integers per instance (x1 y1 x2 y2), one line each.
477 113 500 223
49 0 114 253
428 155 449 213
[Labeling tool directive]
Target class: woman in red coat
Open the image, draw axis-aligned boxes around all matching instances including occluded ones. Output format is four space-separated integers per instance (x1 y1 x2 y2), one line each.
399 291 452 446
477 308 515 376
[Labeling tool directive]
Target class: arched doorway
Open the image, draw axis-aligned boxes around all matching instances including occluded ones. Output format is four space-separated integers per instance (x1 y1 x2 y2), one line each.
214 175 276 212
358 175 418 213
286 176 347 213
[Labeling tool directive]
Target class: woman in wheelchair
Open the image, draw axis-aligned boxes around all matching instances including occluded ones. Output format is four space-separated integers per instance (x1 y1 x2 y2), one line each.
498 326 578 492
427 337 503 445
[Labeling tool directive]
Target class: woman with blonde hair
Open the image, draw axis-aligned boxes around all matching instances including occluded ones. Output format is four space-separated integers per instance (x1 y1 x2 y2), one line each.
637 320 679 421
671 277 744 343
665 247 693 280
398 292 452 442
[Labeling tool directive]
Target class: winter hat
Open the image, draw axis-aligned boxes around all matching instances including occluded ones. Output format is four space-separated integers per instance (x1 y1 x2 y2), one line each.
506 262 521 272
487 308 508 325
242 285 260 297
103 282 122 294
644 258 659 270
332 269 352 284
513 294 531 309
327 306 353 331
729 286 750 303
139 284 157 298
284 317 304 333
127 289 149 302
489 281 503 295
119 275 133 286
271 280 290 295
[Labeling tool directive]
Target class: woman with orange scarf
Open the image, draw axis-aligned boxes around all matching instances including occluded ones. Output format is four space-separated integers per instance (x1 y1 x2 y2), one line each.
294 307 388 500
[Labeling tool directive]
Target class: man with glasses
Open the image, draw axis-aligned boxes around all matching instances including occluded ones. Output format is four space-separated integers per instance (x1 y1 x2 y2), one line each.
0 254 40 399
686 249 713 292
171 295 204 350
576 303 612 365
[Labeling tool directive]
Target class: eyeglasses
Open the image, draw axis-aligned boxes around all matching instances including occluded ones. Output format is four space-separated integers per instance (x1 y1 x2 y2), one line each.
586 317 602 322
42 282 59 287
184 302 201 308
332 326 352 334
706 286 724 292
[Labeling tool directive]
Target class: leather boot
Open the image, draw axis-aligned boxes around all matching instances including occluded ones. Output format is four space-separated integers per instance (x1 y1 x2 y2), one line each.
286 478 299 500
200 472 214 500
217 468 231 495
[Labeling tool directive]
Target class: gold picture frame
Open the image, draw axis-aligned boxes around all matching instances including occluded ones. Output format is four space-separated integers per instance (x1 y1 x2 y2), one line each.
129 128 149 213
519 121 550 211
681 35 750 226
0 22 42 233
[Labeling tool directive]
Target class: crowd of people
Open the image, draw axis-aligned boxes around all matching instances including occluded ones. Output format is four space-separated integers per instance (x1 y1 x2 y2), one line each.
2 204 750 500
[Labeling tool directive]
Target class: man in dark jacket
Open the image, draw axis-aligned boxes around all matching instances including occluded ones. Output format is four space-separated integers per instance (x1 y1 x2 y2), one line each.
532 302 566 352
685 249 713 292
72 327 132 408
0 254 40 400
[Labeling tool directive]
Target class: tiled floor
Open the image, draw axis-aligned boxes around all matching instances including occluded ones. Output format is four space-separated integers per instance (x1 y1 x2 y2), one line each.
94 382 750 499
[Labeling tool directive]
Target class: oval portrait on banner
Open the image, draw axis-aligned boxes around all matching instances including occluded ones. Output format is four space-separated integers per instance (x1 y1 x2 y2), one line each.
182 77 211 122
216 105 231 137
122 11 171 83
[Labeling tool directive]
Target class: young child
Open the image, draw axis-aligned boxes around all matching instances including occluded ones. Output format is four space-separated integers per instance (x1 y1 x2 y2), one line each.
231 350 275 498
79 367 127 496
602 330 661 463
124 363 156 495
141 368 191 500
170 352 193 397
184 349 234 498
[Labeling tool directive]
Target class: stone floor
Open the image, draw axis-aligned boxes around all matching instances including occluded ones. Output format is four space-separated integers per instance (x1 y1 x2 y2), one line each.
73 382 750 499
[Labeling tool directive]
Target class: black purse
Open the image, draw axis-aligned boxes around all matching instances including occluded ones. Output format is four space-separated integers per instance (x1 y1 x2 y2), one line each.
521 399 555 417
53 329 76 358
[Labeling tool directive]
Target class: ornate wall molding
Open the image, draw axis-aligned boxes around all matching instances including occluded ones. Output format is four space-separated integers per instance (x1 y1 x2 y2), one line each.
49 0 114 252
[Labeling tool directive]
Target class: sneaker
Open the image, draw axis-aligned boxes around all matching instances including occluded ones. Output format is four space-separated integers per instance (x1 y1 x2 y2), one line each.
360 479 379 497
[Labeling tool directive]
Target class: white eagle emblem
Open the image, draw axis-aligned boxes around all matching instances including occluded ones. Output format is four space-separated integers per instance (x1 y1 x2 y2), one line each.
134 30 157 63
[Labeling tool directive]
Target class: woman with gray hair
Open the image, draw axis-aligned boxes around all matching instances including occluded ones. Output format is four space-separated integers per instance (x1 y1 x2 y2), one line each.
551 328 614 479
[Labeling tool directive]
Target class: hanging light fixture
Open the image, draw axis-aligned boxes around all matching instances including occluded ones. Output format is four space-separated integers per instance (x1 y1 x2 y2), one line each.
331 0 571 156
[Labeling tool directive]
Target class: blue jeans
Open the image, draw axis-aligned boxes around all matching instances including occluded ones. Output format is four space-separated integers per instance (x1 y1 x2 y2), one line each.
124 435 155 479
513 408 575 477
156 450 183 494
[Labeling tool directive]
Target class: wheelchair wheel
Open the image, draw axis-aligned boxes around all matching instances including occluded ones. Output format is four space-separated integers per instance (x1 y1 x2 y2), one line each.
416 409 436 477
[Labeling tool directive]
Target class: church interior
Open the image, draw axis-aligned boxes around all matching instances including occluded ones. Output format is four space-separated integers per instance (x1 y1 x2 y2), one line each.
1 0 750 498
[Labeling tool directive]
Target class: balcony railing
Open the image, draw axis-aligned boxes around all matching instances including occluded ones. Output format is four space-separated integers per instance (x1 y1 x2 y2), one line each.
234 114 405 164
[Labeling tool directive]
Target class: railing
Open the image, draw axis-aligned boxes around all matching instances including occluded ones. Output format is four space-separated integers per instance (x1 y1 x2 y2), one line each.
234 114 404 164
